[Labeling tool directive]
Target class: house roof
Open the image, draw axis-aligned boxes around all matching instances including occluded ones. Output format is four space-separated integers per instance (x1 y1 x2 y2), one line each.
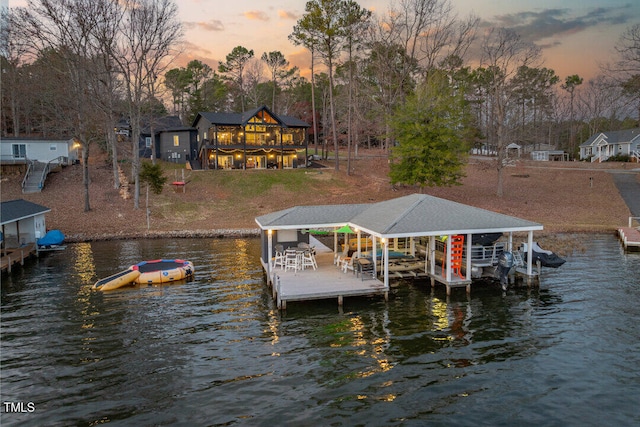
255 193 543 238
193 105 310 128
580 128 640 147
141 116 193 134
1 199 51 225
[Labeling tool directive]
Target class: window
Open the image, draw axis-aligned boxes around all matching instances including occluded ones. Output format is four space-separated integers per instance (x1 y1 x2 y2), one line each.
277 229 298 242
50 144 57 151
173 135 180 147
12 144 26 159
145 137 152 148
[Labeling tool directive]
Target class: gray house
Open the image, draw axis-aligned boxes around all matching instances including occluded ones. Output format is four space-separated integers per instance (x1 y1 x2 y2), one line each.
138 116 197 165
579 128 640 162
1 199 50 249
193 105 310 170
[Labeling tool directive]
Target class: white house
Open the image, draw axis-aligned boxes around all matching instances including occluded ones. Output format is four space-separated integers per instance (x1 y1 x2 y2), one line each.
0 138 79 165
579 128 640 162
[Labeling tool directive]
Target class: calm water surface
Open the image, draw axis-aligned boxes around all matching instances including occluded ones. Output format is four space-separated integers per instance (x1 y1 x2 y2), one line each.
1 235 639 426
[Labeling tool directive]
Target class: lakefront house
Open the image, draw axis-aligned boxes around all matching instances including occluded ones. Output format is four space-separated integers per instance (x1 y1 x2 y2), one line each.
579 128 640 162
192 105 310 170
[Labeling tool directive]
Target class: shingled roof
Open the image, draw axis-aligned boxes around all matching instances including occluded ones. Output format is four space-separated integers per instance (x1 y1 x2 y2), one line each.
194 105 310 128
256 194 542 238
1 199 51 225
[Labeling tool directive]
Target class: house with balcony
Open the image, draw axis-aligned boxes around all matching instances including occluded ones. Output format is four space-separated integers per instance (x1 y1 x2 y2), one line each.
193 106 310 170
579 128 640 162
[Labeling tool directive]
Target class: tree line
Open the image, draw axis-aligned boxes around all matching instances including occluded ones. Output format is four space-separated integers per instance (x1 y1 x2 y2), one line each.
2 0 639 202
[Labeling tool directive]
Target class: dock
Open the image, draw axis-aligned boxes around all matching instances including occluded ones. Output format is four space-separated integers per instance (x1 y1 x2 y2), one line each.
618 227 640 251
264 243 389 310
1 243 38 273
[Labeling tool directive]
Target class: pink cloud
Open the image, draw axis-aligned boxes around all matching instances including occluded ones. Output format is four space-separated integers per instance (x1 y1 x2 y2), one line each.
278 10 299 20
244 11 269 21
184 20 225 32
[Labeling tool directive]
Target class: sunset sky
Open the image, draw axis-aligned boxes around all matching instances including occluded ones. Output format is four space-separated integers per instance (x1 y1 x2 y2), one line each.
6 0 640 82
175 0 639 82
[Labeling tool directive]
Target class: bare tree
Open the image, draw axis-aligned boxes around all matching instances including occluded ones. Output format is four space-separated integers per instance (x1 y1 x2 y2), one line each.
340 0 371 175
605 24 640 123
0 8 32 137
480 27 541 197
579 75 625 136
17 0 119 211
244 57 266 109
110 0 182 209
291 0 345 171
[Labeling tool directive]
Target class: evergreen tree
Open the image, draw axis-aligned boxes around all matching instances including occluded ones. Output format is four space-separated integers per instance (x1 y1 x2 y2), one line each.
389 71 471 189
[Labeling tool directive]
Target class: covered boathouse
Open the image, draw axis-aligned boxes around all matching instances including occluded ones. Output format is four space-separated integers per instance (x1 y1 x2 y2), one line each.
1 199 50 273
255 193 543 309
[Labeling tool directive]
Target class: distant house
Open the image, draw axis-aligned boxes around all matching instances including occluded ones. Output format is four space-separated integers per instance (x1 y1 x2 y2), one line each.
115 116 198 165
0 138 79 166
0 199 50 248
193 105 310 170
156 123 198 165
531 150 567 161
579 128 640 162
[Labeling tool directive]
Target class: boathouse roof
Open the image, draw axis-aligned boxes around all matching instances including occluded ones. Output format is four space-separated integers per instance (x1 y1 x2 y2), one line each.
0 199 51 225
255 193 543 238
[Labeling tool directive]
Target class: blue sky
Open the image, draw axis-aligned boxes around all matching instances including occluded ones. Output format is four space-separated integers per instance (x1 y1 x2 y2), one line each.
7 0 640 81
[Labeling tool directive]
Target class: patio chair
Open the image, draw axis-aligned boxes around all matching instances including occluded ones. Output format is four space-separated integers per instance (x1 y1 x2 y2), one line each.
301 251 317 270
335 245 350 266
342 252 360 273
272 244 285 270
284 248 299 272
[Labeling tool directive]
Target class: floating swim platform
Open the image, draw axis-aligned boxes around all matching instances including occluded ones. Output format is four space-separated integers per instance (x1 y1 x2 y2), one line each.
134 259 194 284
93 259 194 291
93 268 141 291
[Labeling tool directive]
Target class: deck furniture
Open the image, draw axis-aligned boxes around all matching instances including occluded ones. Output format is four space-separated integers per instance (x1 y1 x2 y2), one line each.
356 258 375 280
272 244 285 270
284 249 299 272
301 251 317 270
342 252 359 273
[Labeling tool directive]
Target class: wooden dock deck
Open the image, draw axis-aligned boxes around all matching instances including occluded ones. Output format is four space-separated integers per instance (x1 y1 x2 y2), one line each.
265 247 389 310
618 227 640 251
1 243 38 273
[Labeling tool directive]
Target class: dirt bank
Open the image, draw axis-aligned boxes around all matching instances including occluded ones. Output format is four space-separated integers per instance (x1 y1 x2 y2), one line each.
1 151 635 244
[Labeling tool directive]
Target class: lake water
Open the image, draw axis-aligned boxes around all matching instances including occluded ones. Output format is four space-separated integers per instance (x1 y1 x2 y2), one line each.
1 235 639 426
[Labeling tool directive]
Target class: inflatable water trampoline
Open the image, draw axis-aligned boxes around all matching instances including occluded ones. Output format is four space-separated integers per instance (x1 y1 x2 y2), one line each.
93 259 194 291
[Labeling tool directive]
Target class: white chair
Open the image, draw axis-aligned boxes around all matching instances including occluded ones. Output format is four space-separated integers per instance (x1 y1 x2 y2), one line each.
301 251 317 270
272 244 285 270
341 252 359 273
335 245 350 266
284 249 299 272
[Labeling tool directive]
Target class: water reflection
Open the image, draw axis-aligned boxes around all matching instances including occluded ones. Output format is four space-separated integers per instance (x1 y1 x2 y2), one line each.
1 235 638 426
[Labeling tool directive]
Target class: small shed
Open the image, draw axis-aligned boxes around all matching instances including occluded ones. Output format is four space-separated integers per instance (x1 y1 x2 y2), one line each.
506 143 522 158
1 199 50 249
531 150 567 161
